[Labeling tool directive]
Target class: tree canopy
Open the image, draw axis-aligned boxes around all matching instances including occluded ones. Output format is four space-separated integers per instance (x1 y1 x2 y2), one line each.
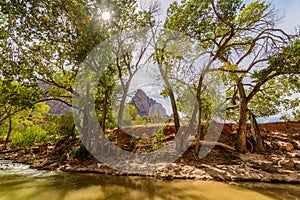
0 0 299 154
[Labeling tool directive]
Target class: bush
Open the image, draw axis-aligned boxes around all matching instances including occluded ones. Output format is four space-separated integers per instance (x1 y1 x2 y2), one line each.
43 112 76 140
58 112 76 137
152 125 167 150
134 115 146 125
11 124 47 148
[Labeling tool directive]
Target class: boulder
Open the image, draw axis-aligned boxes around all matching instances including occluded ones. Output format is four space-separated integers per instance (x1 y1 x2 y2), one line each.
277 141 294 152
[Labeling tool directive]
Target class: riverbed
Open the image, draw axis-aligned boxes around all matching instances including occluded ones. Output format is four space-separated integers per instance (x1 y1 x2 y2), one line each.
0 160 299 200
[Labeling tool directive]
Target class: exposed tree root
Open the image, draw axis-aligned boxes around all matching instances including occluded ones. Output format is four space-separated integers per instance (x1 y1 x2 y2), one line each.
191 141 236 151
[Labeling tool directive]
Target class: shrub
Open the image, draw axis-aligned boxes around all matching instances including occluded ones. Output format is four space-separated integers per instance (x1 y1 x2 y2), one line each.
43 112 76 140
134 115 146 125
11 124 47 148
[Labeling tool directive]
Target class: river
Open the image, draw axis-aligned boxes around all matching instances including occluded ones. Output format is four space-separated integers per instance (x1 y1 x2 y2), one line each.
0 160 299 200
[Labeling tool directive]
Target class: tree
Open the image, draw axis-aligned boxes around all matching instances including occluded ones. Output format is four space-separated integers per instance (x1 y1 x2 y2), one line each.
165 0 299 153
0 0 145 145
151 34 182 136
0 79 44 149
0 0 119 111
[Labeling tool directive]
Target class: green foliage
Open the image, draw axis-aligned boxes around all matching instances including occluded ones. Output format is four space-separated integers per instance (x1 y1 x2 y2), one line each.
11 124 47 148
249 76 300 118
237 0 268 25
150 113 164 124
43 112 76 139
0 102 50 145
128 104 137 120
134 115 146 126
152 125 167 150
0 0 298 155
0 79 44 129
292 110 300 121
121 105 135 126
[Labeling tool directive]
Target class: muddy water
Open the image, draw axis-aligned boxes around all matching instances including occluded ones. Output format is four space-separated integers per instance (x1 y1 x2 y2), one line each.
0 160 299 200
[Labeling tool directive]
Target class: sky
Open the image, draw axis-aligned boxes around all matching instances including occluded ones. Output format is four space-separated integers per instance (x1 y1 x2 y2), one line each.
251 0 300 33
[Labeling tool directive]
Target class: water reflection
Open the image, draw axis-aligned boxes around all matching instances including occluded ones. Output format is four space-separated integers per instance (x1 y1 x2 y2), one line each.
0 161 299 200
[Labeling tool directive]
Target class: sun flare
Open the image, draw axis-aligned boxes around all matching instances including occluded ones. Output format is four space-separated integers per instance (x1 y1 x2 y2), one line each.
102 11 111 20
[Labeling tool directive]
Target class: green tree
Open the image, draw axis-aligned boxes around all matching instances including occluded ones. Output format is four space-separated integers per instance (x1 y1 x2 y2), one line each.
0 0 142 148
1 102 50 149
165 0 299 153
0 79 44 149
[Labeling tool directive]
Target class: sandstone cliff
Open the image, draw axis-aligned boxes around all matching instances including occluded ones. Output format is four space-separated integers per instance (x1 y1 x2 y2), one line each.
129 89 167 118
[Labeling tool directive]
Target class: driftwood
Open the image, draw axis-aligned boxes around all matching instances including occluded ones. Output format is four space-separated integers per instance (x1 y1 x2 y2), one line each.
191 141 236 151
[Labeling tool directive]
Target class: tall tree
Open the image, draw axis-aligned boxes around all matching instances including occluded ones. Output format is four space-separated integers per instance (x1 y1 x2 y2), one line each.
0 0 141 142
165 0 299 152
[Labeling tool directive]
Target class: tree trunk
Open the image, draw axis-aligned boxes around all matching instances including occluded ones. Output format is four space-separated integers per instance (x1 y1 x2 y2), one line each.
194 105 203 154
249 112 265 153
4 117 12 150
117 95 126 148
117 79 132 148
194 74 205 154
157 61 180 134
176 102 197 152
167 87 180 134
101 89 109 133
237 82 248 153
82 84 91 149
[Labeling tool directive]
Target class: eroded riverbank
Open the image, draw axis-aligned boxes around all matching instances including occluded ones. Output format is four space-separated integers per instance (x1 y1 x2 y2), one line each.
1 143 300 183
0 160 300 200
1 122 300 183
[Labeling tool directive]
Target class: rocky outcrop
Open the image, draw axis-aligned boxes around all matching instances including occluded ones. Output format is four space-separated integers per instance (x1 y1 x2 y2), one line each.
129 89 167 118
149 104 167 118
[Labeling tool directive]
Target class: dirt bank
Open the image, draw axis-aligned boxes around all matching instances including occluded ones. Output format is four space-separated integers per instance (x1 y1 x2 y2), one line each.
0 122 300 183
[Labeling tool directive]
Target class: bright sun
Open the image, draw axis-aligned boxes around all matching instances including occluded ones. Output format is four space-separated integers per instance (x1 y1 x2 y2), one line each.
102 11 111 20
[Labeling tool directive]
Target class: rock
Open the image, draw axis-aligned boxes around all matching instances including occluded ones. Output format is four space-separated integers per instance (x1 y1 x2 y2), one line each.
149 104 167 119
129 89 167 118
49 162 58 170
293 150 300 154
61 154 68 161
287 152 297 158
277 142 294 152
239 153 266 163
279 159 295 170
292 133 300 138
285 143 294 152
287 150 300 158
293 141 300 150
262 128 268 133
261 163 277 173
272 142 280 150
38 159 49 168
264 141 273 148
